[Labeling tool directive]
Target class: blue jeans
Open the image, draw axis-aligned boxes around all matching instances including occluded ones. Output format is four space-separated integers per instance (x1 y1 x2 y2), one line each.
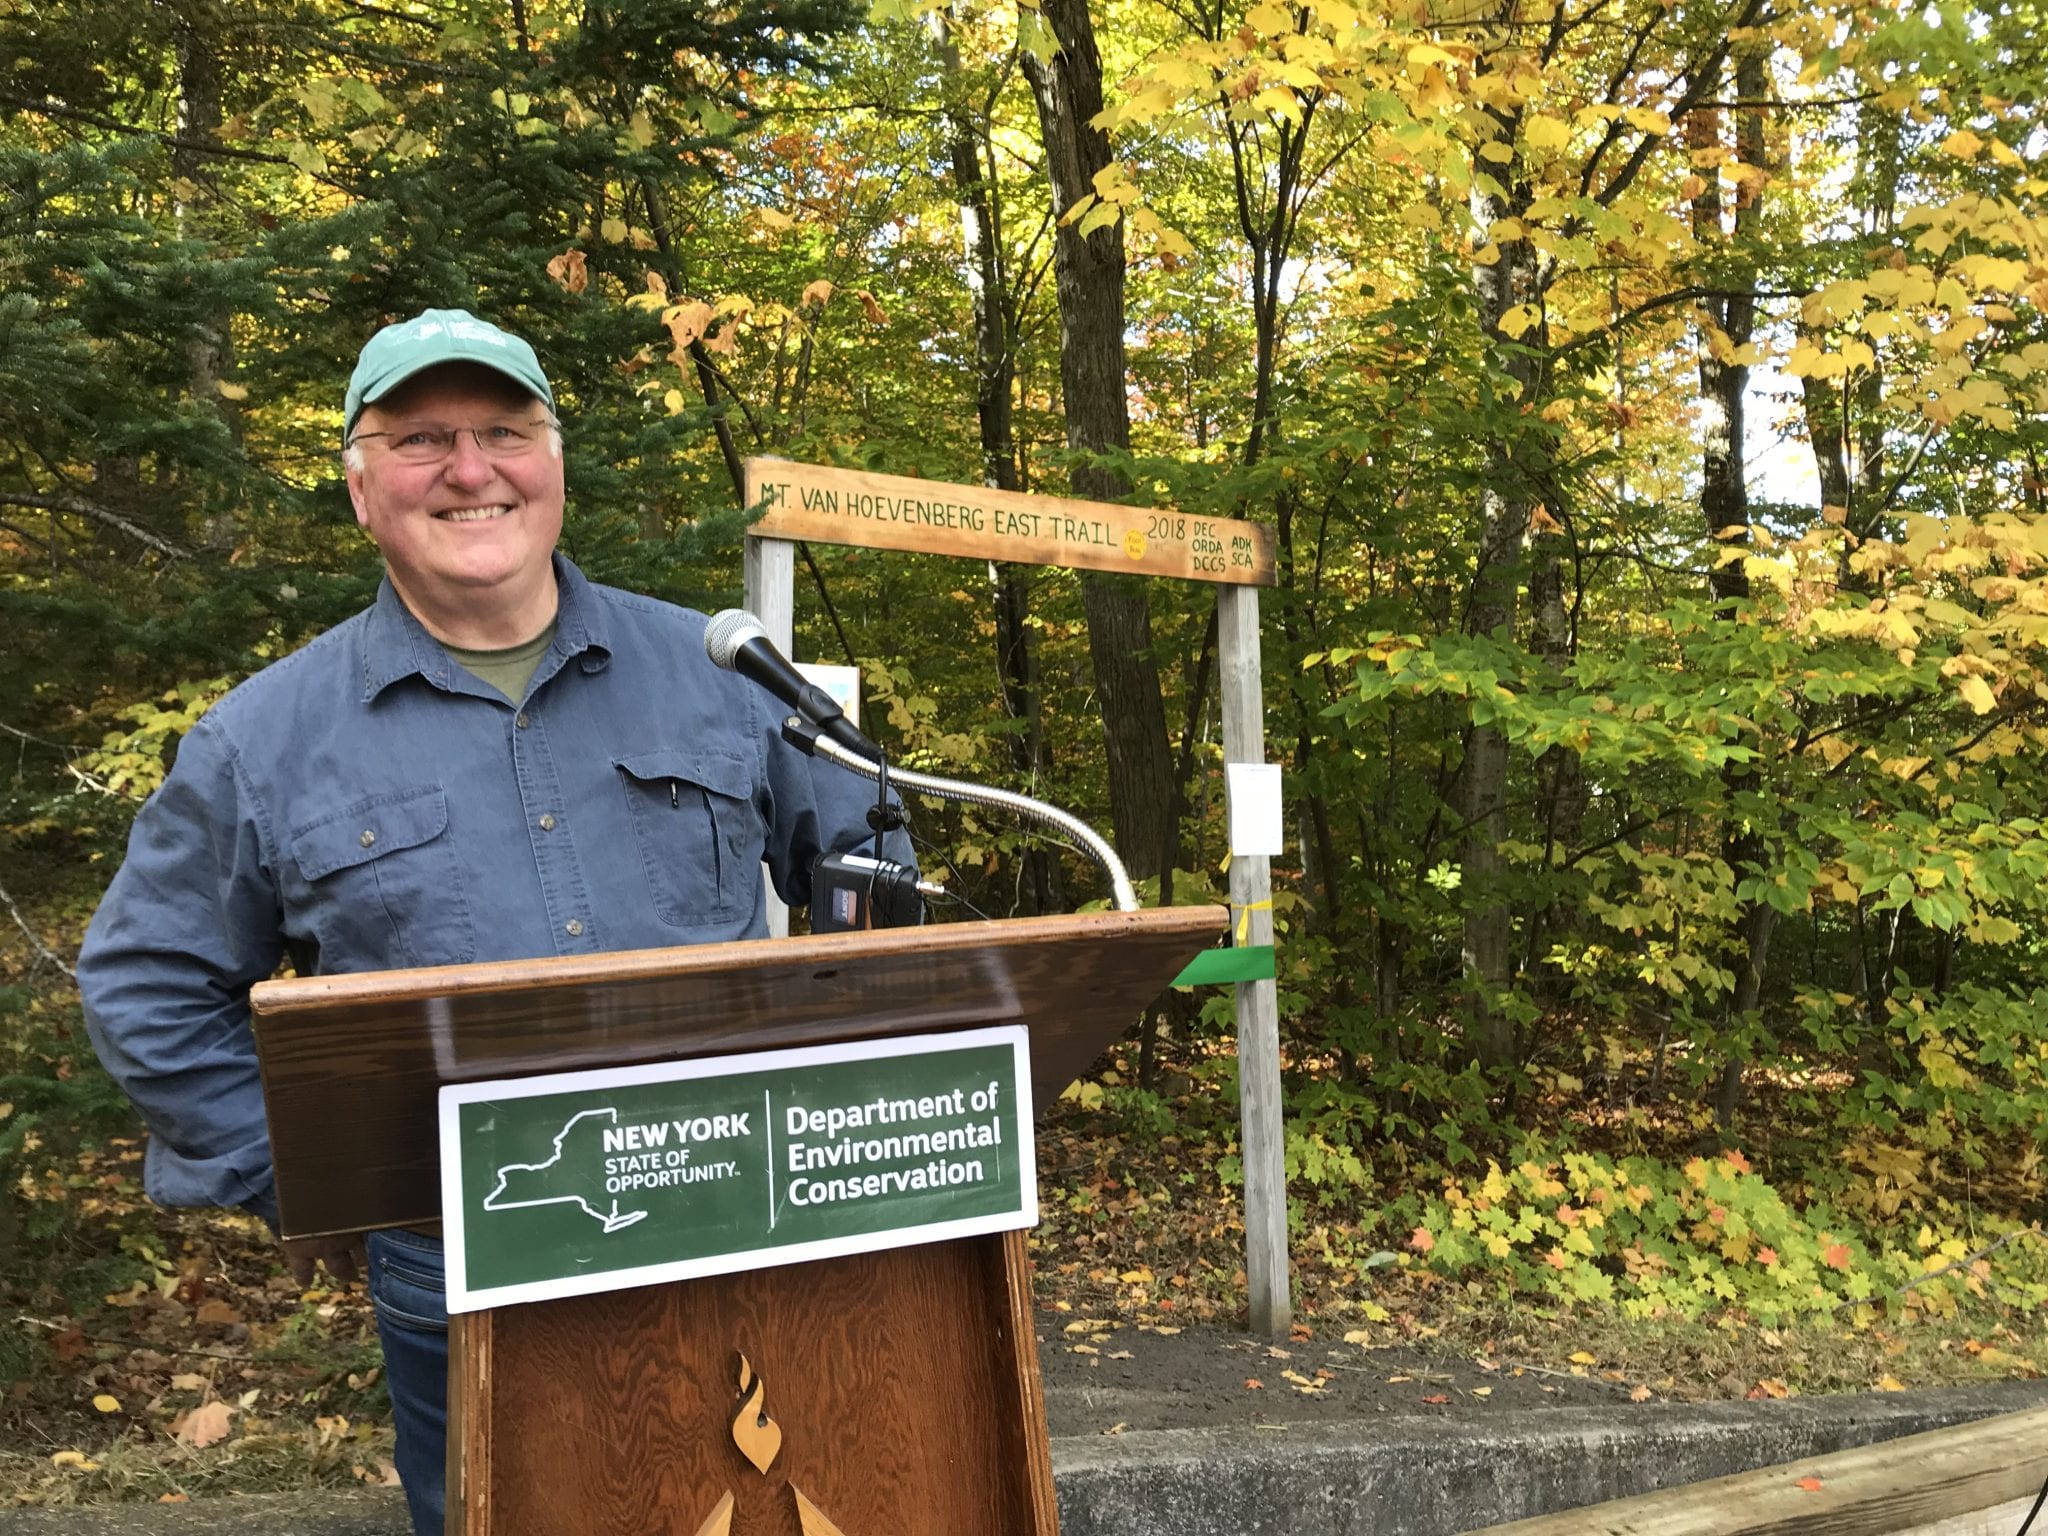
365 1229 449 1536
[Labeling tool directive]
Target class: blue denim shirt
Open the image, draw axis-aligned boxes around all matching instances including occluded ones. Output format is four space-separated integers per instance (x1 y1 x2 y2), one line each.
78 556 905 1224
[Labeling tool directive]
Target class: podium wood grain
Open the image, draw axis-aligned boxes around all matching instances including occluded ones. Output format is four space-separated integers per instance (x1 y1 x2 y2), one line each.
451 1230 1056 1536
251 909 1224 1238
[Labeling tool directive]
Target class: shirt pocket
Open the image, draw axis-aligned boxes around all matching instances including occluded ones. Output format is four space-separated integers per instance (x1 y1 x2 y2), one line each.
288 785 475 970
614 748 759 929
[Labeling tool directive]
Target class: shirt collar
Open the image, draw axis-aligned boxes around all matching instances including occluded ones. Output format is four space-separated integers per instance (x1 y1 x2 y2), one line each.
361 554 611 702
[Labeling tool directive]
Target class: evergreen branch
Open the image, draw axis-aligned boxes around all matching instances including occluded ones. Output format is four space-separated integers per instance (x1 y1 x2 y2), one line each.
0 873 75 982
0 93 324 181
0 494 191 560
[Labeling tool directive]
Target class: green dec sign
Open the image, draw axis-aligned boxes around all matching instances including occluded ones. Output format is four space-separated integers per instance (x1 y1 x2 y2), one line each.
437 1026 1036 1313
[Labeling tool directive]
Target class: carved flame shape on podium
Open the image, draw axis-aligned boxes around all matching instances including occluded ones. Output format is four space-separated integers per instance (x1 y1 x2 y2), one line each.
688 1353 853 1536
732 1354 783 1474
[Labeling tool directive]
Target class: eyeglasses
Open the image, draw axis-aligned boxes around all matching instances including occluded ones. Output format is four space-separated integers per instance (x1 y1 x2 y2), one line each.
346 419 557 466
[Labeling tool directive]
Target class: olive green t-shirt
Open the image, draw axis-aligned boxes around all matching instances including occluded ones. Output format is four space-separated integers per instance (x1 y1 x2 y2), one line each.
444 620 558 705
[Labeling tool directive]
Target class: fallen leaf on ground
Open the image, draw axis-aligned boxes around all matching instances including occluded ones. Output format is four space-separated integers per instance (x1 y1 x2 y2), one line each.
1876 1375 1906 1392
1629 1385 1653 1402
91 1393 121 1413
50 1451 99 1471
1470 1387 1492 1397
1243 1377 1264 1390
174 1400 234 1448
1568 1350 1598 1365
1797 1476 1824 1492
1343 1329 1372 1345
1422 1393 1450 1405
169 1373 208 1391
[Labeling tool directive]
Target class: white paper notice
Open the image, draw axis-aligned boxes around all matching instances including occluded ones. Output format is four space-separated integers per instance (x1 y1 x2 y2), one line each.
1226 762 1284 857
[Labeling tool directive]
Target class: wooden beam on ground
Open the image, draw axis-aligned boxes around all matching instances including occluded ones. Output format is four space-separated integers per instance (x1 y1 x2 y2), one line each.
1467 1406 2048 1536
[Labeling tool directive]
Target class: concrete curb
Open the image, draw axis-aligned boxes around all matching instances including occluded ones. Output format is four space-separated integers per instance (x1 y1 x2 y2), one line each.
4 1383 2044 1535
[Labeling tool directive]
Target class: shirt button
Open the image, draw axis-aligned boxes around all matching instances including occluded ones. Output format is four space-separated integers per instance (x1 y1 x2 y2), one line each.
565 919 584 937
359 829 376 848
516 712 530 729
539 813 557 831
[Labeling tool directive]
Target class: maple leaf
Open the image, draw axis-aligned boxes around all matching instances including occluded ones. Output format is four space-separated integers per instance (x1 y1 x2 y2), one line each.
1822 1243 1853 1271
1796 1476 1824 1492
1243 1377 1264 1390
1409 1226 1435 1254
1723 1148 1753 1174
1756 1246 1779 1267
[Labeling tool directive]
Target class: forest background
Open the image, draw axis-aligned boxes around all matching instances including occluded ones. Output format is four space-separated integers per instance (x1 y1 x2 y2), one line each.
3 0 2047 1502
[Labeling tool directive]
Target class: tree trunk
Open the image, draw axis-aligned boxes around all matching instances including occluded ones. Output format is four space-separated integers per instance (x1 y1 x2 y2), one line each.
930 9 1056 913
1022 0 1174 882
1459 162 1540 1071
1691 51 1776 1128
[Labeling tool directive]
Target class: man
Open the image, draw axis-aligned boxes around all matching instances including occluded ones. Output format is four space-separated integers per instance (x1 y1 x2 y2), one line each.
78 308 903 1535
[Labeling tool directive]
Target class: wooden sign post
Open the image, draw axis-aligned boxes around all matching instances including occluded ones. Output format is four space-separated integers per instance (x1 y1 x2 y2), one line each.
740 457 1292 1337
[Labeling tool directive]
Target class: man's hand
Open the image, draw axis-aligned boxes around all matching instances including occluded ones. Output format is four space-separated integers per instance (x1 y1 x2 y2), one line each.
283 1233 369 1288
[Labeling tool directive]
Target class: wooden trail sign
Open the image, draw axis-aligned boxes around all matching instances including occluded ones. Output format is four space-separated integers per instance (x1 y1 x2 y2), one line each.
744 458 1276 587
743 458 1294 1336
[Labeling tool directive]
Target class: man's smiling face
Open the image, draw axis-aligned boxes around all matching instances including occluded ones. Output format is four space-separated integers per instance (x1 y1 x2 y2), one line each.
345 361 564 640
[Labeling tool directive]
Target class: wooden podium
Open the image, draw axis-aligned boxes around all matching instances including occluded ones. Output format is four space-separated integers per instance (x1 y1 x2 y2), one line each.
250 908 1223 1536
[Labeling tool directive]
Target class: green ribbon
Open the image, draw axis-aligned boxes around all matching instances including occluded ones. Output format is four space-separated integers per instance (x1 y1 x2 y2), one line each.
1172 944 1276 986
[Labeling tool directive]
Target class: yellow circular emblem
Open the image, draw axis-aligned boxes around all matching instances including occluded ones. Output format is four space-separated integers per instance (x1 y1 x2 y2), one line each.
1122 528 1148 561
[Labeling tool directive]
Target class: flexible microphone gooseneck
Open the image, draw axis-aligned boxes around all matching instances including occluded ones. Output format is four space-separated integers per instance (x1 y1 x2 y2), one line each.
703 609 880 759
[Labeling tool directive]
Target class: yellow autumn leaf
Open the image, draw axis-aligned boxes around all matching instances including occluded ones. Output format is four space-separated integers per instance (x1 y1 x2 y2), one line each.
92 1394 121 1413
757 208 794 231
1942 129 1982 159
1957 674 1996 714
50 1451 100 1471
1569 1350 1599 1365
662 388 685 415
216 380 249 402
600 216 628 243
1523 114 1570 151
1497 303 1541 339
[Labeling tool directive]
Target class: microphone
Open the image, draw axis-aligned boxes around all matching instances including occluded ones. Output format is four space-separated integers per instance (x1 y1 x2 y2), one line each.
704 609 879 759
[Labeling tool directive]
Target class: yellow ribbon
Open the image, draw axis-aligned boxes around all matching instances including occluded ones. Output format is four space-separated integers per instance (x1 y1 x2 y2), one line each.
1234 898 1273 944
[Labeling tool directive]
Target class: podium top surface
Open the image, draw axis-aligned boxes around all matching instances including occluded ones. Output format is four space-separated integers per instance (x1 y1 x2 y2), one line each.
251 907 1225 1237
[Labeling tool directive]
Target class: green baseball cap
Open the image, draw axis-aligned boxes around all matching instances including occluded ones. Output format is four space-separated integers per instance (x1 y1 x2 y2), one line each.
344 308 554 436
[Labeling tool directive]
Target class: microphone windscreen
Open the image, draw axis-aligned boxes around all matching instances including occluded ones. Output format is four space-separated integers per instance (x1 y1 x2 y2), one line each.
704 608 767 670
